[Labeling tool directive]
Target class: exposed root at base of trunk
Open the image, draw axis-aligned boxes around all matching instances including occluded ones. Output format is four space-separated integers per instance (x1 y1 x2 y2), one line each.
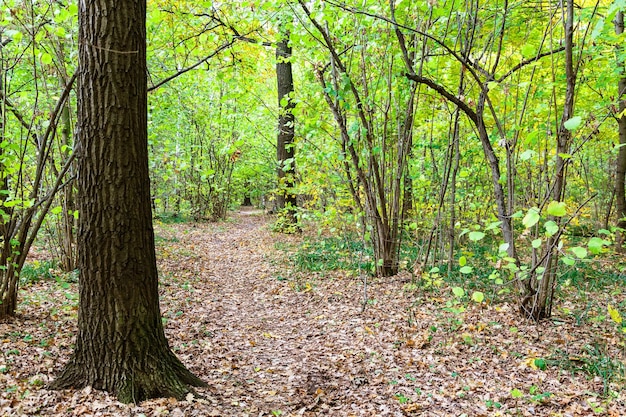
48 351 207 404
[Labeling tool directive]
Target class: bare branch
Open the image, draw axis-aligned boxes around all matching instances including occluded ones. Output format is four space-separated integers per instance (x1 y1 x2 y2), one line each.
148 40 236 92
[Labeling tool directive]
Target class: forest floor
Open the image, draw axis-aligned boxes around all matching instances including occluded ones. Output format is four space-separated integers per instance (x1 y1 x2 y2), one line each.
1 210 626 416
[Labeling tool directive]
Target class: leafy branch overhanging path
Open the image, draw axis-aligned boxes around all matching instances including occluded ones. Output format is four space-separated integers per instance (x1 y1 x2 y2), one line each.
1 211 624 416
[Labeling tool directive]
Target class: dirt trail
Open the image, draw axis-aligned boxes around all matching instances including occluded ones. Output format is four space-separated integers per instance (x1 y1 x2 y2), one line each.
161 211 377 415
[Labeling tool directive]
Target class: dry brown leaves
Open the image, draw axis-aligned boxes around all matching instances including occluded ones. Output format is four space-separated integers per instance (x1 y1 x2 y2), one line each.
1 211 625 416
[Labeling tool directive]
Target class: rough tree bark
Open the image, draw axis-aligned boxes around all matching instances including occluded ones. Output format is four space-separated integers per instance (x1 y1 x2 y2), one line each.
48 0 206 403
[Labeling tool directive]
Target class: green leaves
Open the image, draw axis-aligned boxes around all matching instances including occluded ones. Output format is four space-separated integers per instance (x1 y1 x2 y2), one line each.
452 287 484 303
40 53 53 65
570 246 588 259
534 358 547 371
471 291 485 303
588 237 611 255
546 201 567 217
510 388 523 399
468 231 485 242
563 116 582 131
544 221 559 237
459 266 473 274
523 208 540 228
523 202 566 231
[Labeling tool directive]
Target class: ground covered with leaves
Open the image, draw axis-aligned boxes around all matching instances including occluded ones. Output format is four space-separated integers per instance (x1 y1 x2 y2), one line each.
1 211 625 416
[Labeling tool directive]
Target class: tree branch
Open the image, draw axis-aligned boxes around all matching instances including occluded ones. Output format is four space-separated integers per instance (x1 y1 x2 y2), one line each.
496 46 566 83
404 73 479 124
148 40 236 92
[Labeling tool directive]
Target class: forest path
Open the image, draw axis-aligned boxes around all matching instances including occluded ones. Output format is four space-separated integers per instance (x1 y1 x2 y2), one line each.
2 211 623 416
157 210 379 415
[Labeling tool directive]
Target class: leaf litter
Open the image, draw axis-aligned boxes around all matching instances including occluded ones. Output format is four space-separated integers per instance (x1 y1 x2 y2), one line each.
1 211 625 416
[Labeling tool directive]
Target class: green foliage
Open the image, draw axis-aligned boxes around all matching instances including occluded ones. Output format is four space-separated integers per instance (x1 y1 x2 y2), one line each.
154 212 191 225
19 260 78 286
19 260 57 284
293 235 372 273
549 344 624 396
271 208 300 234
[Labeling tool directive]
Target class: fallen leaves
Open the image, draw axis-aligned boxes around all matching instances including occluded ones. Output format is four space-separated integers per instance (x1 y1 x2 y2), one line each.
0 211 625 415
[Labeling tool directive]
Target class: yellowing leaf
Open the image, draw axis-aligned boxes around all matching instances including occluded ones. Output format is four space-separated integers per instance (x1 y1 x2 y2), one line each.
608 305 622 324
523 358 534 368
546 201 567 217
471 291 485 303
523 208 540 228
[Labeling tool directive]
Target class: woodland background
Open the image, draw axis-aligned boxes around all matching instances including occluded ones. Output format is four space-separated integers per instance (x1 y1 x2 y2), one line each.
1 0 626 415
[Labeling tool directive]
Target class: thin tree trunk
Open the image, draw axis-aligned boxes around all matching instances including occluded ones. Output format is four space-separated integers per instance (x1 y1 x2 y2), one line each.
522 0 576 320
615 11 626 250
49 0 205 402
0 36 15 318
60 79 76 272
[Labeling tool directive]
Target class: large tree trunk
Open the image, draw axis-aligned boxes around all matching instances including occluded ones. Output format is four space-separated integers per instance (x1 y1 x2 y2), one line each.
49 0 205 403
615 11 626 250
276 23 297 226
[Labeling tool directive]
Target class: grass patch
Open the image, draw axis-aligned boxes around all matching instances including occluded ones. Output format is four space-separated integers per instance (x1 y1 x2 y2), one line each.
154 212 190 224
19 260 57 284
155 234 180 244
549 343 625 396
293 235 373 273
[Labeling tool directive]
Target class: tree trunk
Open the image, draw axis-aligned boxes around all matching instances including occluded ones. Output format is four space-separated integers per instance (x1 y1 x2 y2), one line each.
49 0 205 403
60 77 77 272
0 36 17 318
276 23 297 226
525 0 576 320
615 11 626 250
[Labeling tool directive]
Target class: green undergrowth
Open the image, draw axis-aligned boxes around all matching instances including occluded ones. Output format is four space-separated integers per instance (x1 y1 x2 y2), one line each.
20 260 78 286
290 232 623 292
154 212 191 224
548 344 625 396
293 235 372 273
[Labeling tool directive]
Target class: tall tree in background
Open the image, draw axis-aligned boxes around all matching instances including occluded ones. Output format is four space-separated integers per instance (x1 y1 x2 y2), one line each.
49 0 205 403
275 19 298 227
615 10 626 250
